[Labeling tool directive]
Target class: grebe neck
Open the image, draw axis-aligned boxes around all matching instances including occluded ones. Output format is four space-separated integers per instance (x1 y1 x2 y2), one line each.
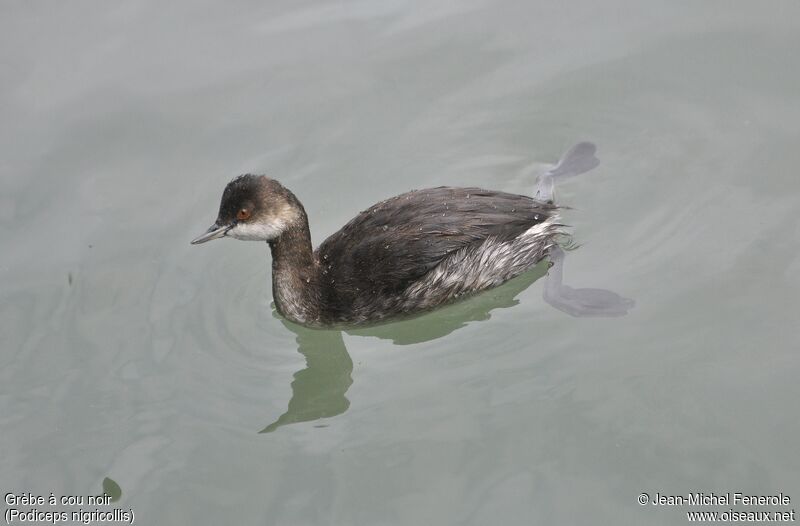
268 212 318 324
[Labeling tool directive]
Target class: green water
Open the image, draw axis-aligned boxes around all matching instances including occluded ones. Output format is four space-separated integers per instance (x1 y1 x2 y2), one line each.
2 1 799 524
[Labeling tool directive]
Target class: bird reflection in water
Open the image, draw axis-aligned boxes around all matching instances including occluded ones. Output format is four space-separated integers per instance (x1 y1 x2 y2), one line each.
259 255 633 433
259 325 352 433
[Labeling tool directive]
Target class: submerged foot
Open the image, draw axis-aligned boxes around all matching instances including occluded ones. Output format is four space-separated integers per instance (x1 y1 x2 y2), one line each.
543 246 635 317
535 142 600 202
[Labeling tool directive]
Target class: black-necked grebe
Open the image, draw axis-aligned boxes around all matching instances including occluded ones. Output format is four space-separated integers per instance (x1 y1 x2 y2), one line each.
191 143 628 326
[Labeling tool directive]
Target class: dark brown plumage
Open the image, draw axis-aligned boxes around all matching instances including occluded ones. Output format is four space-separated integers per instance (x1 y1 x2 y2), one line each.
191 142 602 327
315 187 557 323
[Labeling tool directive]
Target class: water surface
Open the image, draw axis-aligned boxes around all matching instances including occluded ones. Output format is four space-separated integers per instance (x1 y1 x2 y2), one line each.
2 1 799 524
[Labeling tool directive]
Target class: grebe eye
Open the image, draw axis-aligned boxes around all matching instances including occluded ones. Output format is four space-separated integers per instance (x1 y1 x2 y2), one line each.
236 209 251 221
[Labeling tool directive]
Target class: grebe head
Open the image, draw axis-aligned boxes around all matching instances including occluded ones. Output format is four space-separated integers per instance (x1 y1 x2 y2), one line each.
191 174 303 245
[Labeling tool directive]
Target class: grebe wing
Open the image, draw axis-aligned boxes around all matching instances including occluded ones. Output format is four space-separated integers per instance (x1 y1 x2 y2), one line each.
317 187 555 293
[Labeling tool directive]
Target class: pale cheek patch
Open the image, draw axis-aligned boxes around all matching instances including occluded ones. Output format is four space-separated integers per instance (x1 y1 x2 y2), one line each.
228 220 286 241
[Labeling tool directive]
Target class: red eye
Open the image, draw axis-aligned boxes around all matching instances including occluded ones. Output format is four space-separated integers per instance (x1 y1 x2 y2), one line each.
236 209 251 221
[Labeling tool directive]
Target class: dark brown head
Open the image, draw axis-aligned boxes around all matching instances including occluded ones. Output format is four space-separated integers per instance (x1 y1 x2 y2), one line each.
191 175 305 245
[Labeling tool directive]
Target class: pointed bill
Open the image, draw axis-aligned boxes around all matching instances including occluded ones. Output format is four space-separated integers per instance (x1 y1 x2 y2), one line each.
190 223 231 245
